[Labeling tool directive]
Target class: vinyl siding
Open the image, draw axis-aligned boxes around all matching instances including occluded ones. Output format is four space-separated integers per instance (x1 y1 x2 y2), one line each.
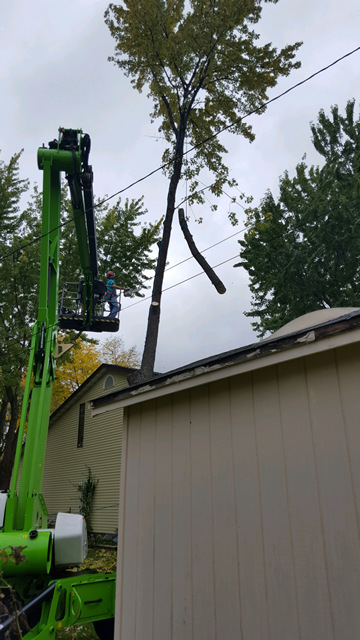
115 342 360 639
42 369 128 534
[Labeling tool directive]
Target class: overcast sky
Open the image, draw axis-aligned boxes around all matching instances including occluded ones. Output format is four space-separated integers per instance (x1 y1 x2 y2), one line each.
1 0 359 372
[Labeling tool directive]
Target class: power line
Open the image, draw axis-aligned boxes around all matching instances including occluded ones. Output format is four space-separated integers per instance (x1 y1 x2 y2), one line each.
121 193 360 310
1 45 359 264
3 193 360 351
92 45 360 206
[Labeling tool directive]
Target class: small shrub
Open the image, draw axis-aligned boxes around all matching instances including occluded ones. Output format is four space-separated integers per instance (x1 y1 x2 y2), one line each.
77 467 99 532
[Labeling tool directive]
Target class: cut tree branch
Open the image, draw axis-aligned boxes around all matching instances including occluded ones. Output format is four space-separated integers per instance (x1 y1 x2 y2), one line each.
178 208 226 294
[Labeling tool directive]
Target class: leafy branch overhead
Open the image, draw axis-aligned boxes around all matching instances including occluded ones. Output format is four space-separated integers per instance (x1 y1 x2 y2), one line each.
105 0 302 209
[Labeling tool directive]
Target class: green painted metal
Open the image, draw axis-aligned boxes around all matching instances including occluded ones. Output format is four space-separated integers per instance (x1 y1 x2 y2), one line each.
6 132 80 536
25 573 116 639
1 572 116 639
0 129 116 638
0 530 53 576
2 127 100 555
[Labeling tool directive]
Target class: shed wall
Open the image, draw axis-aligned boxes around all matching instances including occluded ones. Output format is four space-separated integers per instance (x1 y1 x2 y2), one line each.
115 343 360 639
42 370 127 533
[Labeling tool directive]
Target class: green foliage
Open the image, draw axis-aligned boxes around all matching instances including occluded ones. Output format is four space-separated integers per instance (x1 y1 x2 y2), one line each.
59 190 161 292
105 0 301 215
100 335 140 368
237 99 360 336
96 197 161 289
0 154 34 489
0 150 29 243
77 467 99 532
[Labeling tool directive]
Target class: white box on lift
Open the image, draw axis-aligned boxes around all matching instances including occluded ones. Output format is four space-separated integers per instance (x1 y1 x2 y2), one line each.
54 512 88 567
0 492 7 528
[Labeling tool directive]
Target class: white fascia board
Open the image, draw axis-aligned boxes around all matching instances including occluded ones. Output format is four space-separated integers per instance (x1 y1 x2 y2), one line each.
91 328 360 417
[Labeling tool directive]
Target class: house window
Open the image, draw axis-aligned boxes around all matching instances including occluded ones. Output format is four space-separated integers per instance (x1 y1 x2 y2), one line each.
103 375 115 390
77 403 85 448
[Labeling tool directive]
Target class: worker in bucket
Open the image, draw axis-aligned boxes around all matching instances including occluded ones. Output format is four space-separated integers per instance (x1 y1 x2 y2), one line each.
105 270 122 318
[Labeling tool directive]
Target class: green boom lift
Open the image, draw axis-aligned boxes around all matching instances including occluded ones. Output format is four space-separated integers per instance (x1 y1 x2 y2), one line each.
0 129 118 639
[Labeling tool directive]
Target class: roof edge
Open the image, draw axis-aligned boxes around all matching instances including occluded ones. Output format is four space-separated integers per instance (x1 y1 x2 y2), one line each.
91 308 360 411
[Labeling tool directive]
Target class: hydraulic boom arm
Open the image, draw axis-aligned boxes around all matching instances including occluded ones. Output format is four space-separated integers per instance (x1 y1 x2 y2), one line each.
0 130 116 640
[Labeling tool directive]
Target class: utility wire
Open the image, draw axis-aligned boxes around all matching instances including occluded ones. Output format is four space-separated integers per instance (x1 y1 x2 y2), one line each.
3 192 360 351
1 45 359 264
121 192 360 310
92 45 360 206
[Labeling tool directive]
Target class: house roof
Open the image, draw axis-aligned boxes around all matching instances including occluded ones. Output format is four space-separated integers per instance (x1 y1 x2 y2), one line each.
50 363 136 422
91 308 360 414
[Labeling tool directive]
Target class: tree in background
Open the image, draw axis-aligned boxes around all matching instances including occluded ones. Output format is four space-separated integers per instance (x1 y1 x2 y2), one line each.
59 191 161 291
51 339 101 412
51 335 140 412
105 0 302 380
0 153 33 489
100 335 140 368
237 100 360 337
96 197 161 290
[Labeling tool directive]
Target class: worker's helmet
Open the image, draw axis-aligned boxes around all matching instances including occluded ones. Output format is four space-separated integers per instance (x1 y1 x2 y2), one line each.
106 270 115 278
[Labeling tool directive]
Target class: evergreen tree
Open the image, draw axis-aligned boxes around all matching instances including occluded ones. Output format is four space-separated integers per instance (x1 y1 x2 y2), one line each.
237 100 360 336
0 160 36 489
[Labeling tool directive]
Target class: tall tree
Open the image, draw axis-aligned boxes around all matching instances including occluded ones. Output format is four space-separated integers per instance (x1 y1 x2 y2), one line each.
0 150 28 244
51 340 101 412
237 99 360 337
105 0 302 380
0 164 37 490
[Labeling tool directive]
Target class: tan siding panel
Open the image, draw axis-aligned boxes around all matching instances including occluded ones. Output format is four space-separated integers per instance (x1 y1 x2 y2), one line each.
335 344 360 527
277 359 333 639
230 373 269 639
117 404 141 640
116 345 360 639
252 367 300 639
305 351 360 639
153 396 173 639
190 386 216 640
172 391 193 639
136 401 156 640
208 379 241 639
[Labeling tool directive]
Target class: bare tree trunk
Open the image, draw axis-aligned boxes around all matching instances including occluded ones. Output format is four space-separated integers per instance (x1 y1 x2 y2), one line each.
178 208 226 294
0 399 8 450
138 124 187 381
0 389 19 491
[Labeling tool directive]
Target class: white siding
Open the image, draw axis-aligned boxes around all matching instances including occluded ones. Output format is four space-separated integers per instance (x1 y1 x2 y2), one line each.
115 343 360 639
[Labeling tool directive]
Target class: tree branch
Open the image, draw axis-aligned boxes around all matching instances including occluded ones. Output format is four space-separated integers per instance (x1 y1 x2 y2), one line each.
178 208 226 294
